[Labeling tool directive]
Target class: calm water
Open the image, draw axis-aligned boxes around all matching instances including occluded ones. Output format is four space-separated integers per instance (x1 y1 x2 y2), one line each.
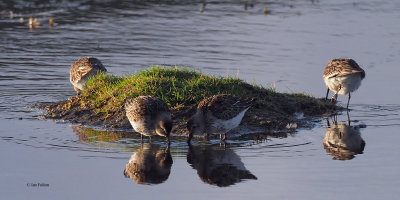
1 0 400 199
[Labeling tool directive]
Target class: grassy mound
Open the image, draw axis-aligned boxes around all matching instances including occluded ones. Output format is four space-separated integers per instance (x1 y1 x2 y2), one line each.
43 66 339 134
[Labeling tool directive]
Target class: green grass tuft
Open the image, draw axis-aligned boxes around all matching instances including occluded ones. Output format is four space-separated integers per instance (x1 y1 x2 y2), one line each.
44 66 339 131
81 66 277 114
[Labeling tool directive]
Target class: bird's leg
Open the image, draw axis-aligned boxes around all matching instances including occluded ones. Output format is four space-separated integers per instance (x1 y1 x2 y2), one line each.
141 134 143 144
346 92 351 110
204 133 209 141
332 114 338 125
347 110 351 126
339 131 343 139
165 144 170 153
331 85 341 103
331 93 338 103
149 136 152 143
325 88 330 100
219 132 227 141
220 140 227 149
167 135 171 145
218 133 227 149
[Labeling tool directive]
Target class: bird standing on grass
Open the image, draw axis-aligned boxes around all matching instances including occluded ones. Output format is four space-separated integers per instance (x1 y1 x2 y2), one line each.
69 57 107 94
323 58 365 110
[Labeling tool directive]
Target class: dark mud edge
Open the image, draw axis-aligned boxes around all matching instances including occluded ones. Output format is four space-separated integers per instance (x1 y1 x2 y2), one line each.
36 96 341 137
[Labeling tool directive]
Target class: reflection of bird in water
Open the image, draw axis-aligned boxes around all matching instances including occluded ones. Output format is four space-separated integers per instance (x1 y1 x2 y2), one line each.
187 94 255 143
69 57 107 94
323 123 365 160
49 17 54 25
125 96 172 143
187 145 257 187
124 143 172 185
323 58 365 109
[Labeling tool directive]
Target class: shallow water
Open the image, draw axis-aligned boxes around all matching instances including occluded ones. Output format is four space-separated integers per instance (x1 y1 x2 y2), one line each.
1 0 400 199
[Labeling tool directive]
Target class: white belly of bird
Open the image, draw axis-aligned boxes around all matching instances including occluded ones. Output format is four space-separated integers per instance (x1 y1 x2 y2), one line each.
324 73 362 95
129 120 154 137
210 108 249 134
73 80 85 90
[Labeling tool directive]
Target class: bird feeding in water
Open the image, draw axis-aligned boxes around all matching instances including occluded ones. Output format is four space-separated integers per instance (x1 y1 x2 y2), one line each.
323 58 365 110
125 96 173 144
187 94 255 144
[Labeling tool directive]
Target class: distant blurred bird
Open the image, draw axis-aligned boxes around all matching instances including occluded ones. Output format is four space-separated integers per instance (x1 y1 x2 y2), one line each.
125 96 173 143
187 94 255 143
49 17 54 26
9 10 14 19
200 0 206 12
28 17 41 28
244 1 254 10
69 57 107 94
202 0 207 8
323 58 365 109
264 7 269 15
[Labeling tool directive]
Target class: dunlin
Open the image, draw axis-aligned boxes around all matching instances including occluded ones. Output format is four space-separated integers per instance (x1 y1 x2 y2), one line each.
187 94 255 143
125 96 172 143
323 58 365 109
69 57 107 94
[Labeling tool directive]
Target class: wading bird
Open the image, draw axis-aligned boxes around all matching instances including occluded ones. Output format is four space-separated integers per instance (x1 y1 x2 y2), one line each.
187 94 255 144
125 96 172 143
323 58 365 109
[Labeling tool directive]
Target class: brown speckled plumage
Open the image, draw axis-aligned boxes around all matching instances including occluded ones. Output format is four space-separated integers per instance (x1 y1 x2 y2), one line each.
69 57 107 93
125 96 172 141
197 94 255 120
125 96 170 121
323 58 366 109
323 59 365 79
187 94 255 143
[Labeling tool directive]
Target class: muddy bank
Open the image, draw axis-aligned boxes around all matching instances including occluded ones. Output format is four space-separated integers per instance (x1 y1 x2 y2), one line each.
38 95 339 136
